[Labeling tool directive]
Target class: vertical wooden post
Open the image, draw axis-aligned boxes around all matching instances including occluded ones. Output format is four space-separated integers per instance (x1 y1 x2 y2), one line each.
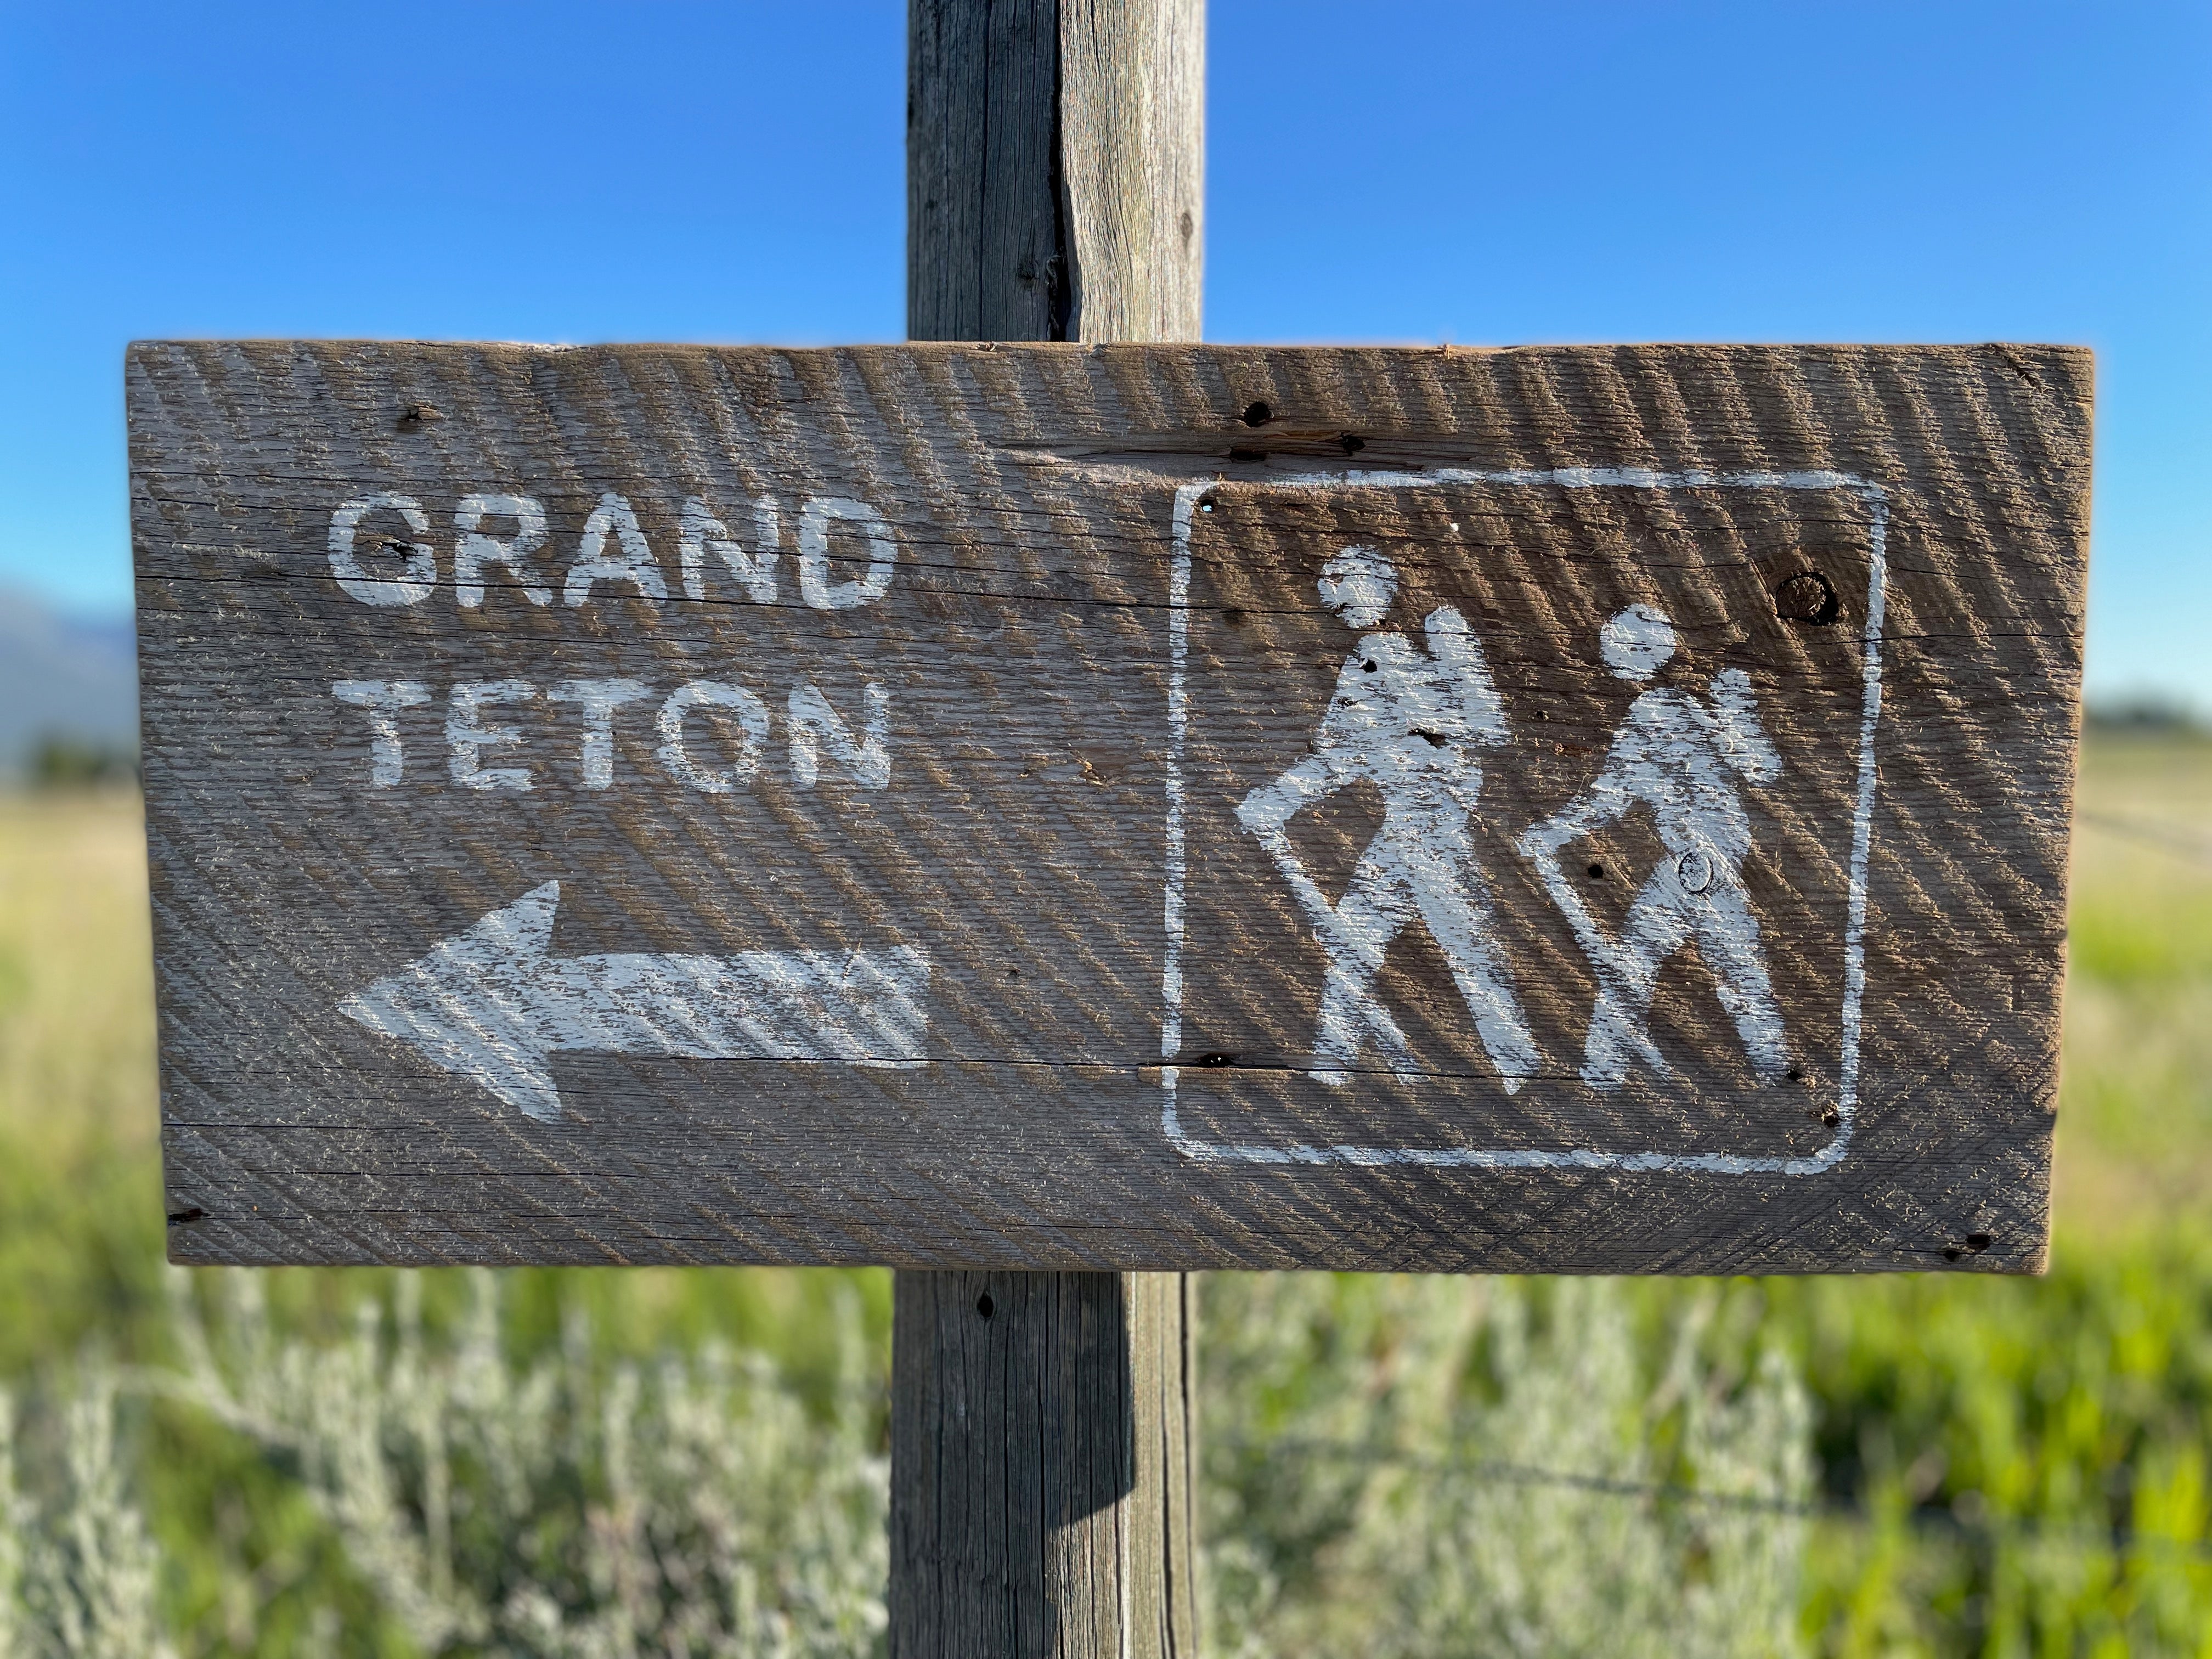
897 3 1203 1655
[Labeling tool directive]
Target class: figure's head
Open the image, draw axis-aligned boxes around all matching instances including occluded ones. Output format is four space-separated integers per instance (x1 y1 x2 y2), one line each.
1317 545 1398 630
1600 602 1677 680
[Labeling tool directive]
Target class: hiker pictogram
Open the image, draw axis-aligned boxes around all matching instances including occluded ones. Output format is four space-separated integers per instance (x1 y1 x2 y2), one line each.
1518 603 1790 1090
1236 546 1541 1091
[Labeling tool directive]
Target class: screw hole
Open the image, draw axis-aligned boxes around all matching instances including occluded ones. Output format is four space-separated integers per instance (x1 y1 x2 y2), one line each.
1242 400 1273 427
1966 1232 1992 1252
976 1293 995 1319
1587 862 1606 880
1339 433 1366 455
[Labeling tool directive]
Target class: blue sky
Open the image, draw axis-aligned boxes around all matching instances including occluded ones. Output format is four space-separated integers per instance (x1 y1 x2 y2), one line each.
4 1 2205 709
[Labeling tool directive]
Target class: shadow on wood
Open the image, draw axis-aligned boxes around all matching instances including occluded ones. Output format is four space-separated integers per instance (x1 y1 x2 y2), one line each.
890 1271 1196 1658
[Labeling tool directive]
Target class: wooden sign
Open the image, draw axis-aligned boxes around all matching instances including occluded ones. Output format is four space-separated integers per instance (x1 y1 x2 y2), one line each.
131 340 2090 1273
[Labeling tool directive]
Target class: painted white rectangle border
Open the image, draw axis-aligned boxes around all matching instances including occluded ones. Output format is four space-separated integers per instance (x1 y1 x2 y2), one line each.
1160 467 1888 1177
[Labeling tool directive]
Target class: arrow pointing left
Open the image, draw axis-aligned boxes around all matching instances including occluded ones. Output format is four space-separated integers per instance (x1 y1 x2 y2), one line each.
338 882 932 1121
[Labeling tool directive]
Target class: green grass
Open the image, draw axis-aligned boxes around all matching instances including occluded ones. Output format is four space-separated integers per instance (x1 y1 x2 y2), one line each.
1760 730 2212 1654
2 730 2209 1654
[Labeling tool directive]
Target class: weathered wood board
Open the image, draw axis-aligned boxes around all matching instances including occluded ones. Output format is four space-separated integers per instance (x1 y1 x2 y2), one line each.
130 341 2089 1272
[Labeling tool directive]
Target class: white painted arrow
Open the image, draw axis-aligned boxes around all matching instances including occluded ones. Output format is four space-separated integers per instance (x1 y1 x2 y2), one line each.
338 882 931 1121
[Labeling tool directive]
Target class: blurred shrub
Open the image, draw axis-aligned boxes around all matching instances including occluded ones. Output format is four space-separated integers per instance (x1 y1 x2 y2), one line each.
24 738 136 791
1 1376 174 1659
160 1268 887 1656
8 1259 2212 1655
1202 1273 1812 1658
0 1269 1821 1657
2 1271 888 1657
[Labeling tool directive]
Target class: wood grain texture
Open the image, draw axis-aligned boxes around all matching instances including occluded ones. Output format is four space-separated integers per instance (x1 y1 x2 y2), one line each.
129 340 2090 1274
900 12 1200 1653
909 0 1202 342
1054 0 1203 343
890 1272 1195 1657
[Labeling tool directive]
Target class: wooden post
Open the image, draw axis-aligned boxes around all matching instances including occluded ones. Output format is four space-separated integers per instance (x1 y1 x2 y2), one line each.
896 3 1203 1655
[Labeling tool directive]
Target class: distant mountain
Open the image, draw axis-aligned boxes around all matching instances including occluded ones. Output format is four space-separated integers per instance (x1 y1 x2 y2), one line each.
0 588 139 779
